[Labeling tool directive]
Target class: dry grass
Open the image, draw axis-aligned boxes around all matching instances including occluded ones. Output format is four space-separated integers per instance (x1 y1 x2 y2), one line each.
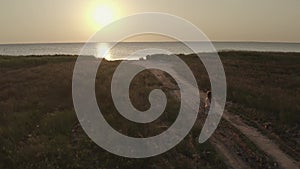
0 55 226 169
180 51 300 155
2 51 298 168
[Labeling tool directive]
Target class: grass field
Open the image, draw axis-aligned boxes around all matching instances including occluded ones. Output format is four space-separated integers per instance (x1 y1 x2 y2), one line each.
0 55 226 169
180 51 300 156
0 52 299 168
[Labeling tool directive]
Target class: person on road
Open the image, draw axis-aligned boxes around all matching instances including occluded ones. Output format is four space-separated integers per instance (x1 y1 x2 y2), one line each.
205 91 211 114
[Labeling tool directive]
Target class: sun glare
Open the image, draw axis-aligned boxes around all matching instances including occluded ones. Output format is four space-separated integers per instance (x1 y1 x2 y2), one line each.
93 6 114 27
96 43 111 59
86 1 123 32
87 2 119 31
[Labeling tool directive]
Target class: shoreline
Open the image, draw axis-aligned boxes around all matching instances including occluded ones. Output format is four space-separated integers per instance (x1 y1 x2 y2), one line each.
1 41 300 45
1 50 300 59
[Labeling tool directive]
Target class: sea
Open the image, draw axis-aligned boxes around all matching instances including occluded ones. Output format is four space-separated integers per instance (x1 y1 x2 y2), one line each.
0 42 299 60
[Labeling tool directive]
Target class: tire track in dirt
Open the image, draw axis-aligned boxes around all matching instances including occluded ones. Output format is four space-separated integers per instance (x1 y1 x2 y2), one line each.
222 110 299 169
142 62 249 169
209 135 251 169
132 60 299 169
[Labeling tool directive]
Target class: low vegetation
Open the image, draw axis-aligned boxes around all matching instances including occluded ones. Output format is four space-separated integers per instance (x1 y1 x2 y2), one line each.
179 51 300 157
0 55 226 169
1 51 299 168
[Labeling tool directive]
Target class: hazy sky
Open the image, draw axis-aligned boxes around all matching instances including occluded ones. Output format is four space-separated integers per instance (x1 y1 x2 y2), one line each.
1 0 299 44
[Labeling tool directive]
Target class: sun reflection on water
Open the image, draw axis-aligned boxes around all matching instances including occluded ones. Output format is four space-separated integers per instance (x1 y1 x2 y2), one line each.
96 43 111 60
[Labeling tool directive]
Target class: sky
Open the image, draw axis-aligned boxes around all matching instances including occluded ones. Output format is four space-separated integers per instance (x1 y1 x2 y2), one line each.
0 0 299 44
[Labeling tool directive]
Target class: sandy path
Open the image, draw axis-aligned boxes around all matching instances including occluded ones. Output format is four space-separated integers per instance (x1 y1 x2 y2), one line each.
222 110 299 169
129 60 299 169
151 69 250 169
151 67 250 168
129 60 250 169
210 136 251 169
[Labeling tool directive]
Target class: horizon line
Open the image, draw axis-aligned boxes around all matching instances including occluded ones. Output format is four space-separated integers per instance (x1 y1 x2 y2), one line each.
1 40 300 45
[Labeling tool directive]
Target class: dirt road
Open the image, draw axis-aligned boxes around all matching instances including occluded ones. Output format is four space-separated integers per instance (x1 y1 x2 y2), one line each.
130 60 299 169
222 110 299 169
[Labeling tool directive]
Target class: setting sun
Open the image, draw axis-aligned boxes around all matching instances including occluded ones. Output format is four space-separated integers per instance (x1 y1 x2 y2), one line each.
93 5 114 27
87 1 120 31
